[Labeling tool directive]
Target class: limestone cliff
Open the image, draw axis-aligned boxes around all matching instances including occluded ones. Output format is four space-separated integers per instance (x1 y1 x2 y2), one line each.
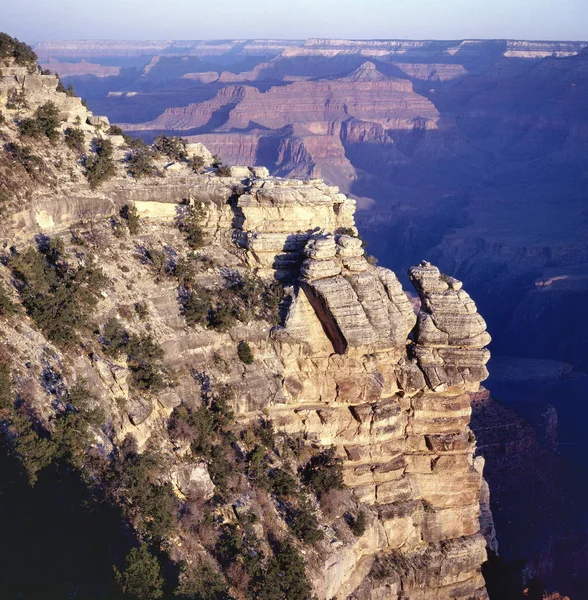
0 47 494 600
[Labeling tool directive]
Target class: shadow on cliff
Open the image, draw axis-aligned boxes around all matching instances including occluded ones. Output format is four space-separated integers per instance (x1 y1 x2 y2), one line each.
472 395 588 599
0 443 132 599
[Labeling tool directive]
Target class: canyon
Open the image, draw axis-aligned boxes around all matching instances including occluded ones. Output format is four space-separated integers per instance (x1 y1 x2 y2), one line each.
1 34 587 598
41 43 588 593
40 38 588 378
0 55 498 599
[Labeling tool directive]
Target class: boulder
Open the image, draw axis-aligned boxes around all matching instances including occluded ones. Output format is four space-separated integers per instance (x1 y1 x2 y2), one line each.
171 463 214 500
185 142 214 166
336 234 364 257
88 114 110 128
229 165 252 179
251 166 270 178
127 397 153 426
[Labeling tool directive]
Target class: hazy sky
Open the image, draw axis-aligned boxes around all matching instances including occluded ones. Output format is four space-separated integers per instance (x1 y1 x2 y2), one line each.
4 0 587 41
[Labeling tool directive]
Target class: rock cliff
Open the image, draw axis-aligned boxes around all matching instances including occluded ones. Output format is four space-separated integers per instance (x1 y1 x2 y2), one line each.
55 37 588 391
0 48 494 600
117 62 441 187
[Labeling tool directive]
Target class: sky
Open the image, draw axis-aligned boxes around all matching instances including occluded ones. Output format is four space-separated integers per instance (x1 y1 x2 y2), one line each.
3 0 587 42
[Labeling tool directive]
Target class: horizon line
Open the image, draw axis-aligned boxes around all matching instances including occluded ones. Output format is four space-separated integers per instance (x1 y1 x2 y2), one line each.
28 36 588 44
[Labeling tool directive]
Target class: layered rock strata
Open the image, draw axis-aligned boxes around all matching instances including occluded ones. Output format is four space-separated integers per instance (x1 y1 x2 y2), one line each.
0 66 494 596
5 160 493 597
231 178 356 277
408 262 491 392
263 237 492 598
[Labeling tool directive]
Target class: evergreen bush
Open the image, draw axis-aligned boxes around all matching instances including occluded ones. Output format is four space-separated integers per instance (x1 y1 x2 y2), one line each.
120 204 140 234
114 544 164 599
237 341 254 364
301 447 345 497
9 241 106 346
64 127 85 154
85 138 116 189
126 146 157 179
18 101 61 141
153 135 187 161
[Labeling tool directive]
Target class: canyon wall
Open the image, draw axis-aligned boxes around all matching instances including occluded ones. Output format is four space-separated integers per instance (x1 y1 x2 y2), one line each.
8 42 588 598
0 60 496 599
53 38 587 381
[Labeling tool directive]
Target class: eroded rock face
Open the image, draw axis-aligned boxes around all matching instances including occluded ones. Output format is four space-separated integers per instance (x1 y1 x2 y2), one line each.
123 69 439 135
0 75 493 597
166 182 492 599
409 261 491 393
293 234 416 353
247 229 492 596
231 178 356 277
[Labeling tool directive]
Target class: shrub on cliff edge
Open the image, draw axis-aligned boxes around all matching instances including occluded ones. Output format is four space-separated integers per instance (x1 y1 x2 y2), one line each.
56 80 77 97
174 559 227 600
120 203 140 234
126 146 157 179
153 135 187 161
0 283 18 316
0 33 37 67
251 540 313 600
18 101 61 142
301 447 345 497
349 510 368 537
9 241 107 346
288 497 323 544
64 127 85 154
215 164 232 177
5 142 45 178
100 318 164 392
84 137 116 189
188 154 205 173
177 201 207 249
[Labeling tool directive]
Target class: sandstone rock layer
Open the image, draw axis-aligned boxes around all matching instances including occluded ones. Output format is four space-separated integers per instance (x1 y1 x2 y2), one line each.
211 177 493 599
0 66 494 597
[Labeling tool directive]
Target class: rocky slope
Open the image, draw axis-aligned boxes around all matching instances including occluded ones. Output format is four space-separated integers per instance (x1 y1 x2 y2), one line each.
0 44 496 600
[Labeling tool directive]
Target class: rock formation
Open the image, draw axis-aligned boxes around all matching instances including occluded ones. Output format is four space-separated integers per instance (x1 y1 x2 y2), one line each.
176 175 493 599
115 62 440 185
122 64 438 134
265 240 492 598
0 49 495 600
176 176 492 598
13 35 588 599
